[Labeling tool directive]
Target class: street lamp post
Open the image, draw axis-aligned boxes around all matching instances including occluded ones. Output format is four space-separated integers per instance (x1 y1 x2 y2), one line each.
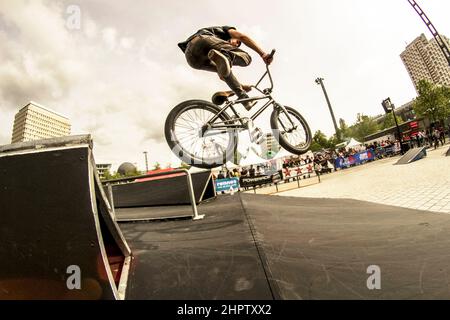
315 77 341 141
382 98 405 155
143 151 149 173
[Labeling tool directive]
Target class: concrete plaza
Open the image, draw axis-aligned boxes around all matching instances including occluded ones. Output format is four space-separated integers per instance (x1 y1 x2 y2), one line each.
278 144 450 213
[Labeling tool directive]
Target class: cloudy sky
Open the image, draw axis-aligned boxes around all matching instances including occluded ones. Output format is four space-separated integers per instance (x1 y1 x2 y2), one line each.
1 0 449 170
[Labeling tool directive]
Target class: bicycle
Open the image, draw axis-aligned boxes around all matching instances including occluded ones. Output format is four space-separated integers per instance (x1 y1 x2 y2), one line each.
165 49 312 169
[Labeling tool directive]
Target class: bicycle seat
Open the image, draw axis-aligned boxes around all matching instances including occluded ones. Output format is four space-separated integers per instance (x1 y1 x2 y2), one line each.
211 85 252 105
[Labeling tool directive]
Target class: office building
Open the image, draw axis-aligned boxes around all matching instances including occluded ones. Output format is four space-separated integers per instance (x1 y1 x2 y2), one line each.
11 101 71 143
400 33 450 92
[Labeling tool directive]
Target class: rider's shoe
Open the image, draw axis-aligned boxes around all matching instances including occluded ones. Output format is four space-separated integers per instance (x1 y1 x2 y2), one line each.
211 85 252 105
208 49 231 78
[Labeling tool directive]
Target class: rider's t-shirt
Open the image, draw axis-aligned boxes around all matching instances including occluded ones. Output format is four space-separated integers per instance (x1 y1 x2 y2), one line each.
178 26 236 53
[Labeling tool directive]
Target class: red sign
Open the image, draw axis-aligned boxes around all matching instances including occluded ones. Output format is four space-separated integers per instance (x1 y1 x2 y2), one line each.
409 121 418 129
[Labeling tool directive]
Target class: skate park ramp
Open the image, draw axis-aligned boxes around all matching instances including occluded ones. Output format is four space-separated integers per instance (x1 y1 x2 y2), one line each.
110 170 215 208
0 135 131 300
122 193 450 300
395 147 427 165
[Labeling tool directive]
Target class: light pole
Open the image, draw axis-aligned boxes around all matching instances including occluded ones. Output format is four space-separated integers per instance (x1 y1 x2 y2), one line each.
315 77 341 141
382 98 405 155
143 151 149 173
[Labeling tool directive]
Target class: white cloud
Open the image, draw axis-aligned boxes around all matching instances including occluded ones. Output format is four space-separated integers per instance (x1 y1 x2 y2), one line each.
120 37 135 49
102 27 117 50
1 0 450 170
84 18 98 39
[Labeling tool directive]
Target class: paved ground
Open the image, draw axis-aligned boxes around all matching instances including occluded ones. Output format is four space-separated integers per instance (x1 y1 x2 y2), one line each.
279 144 450 214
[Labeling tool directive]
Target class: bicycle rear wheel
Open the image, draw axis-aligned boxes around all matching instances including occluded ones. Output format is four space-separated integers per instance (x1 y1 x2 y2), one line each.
270 105 312 154
165 100 238 169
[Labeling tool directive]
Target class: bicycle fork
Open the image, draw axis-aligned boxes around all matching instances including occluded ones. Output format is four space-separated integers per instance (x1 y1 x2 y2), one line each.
274 103 298 133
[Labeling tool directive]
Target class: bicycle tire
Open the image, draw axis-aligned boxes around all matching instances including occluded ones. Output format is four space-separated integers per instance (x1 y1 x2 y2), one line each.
165 100 238 169
270 105 312 154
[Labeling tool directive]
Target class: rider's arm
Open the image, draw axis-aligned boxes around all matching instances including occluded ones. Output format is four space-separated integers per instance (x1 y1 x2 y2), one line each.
228 29 273 65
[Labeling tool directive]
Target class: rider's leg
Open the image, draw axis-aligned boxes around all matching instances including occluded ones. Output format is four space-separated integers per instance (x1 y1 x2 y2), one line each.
185 36 255 110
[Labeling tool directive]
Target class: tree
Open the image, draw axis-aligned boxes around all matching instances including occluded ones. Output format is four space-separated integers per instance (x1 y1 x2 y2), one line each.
101 168 141 181
413 80 450 124
153 162 161 170
381 112 403 130
310 130 339 152
180 162 191 170
339 118 350 139
350 113 379 142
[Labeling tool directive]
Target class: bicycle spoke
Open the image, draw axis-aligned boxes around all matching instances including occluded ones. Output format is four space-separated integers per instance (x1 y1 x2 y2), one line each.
278 110 308 148
171 105 234 163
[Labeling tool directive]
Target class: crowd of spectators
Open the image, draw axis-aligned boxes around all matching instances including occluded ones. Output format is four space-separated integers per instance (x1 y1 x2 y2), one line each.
215 164 271 180
407 127 448 150
213 124 449 183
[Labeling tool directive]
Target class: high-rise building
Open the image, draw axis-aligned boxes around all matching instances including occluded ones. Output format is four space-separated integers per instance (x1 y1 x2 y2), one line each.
400 33 450 92
96 164 112 180
11 101 71 143
261 133 280 158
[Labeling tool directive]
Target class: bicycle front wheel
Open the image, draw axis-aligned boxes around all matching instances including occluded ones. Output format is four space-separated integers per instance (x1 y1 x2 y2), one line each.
270 105 312 154
165 100 238 169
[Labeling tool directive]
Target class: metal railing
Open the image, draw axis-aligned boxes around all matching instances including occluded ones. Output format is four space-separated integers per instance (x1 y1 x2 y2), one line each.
102 169 205 221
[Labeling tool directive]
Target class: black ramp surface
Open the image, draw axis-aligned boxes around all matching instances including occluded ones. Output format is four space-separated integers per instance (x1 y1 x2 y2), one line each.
112 171 215 208
0 147 118 299
123 194 450 299
396 147 426 164
116 205 194 221
242 194 450 299
121 195 274 300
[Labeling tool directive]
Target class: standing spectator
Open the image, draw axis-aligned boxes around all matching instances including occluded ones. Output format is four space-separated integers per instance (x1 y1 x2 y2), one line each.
249 165 256 177
439 127 445 146
447 123 450 141
314 161 322 177
433 129 440 149
256 166 265 176
217 171 225 179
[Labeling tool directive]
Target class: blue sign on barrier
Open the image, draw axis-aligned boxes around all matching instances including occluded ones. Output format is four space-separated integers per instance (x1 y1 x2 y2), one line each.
215 178 240 192
335 150 375 169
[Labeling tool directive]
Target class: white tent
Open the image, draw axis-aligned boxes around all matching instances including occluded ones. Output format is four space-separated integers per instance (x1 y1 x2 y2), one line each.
346 138 362 149
224 161 239 169
239 148 266 167
272 148 295 160
188 166 208 174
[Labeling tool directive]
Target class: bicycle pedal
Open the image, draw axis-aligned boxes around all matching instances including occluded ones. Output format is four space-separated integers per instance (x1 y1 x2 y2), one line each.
250 127 264 144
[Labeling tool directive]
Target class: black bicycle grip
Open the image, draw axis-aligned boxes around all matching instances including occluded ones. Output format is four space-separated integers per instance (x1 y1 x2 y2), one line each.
268 49 276 58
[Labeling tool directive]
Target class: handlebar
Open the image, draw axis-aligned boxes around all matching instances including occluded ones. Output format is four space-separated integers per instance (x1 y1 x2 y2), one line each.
268 49 276 59
254 49 276 92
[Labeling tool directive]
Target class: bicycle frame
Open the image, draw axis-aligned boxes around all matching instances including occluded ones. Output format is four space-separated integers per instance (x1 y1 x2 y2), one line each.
204 61 295 133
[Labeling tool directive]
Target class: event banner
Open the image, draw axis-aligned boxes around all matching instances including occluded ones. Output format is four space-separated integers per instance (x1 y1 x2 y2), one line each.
335 150 375 169
240 175 273 188
282 164 314 179
215 178 240 193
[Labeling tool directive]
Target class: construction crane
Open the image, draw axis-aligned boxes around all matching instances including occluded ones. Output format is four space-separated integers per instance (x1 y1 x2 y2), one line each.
407 0 450 67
